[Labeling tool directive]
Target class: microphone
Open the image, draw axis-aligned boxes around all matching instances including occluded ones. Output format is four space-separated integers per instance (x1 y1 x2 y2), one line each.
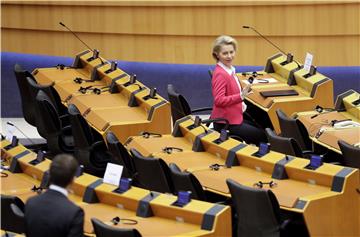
310 105 337 119
59 22 106 65
243 25 301 68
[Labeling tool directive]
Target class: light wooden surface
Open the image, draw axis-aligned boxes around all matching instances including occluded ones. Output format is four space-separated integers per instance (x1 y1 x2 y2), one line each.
238 55 334 133
33 52 172 143
126 116 360 236
2 1 359 66
297 111 360 153
1 139 231 237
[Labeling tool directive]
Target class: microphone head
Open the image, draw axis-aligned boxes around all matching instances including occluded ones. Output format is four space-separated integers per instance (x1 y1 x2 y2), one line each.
59 22 65 27
6 121 14 126
242 26 250 29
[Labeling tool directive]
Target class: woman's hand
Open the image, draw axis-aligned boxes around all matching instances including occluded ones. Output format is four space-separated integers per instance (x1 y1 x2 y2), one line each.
242 84 252 98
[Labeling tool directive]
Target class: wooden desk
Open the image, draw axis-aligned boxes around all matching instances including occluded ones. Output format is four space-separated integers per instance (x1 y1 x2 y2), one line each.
126 134 196 156
33 51 172 143
1 139 231 237
238 54 333 133
68 93 129 114
296 90 360 153
81 202 206 236
127 116 360 237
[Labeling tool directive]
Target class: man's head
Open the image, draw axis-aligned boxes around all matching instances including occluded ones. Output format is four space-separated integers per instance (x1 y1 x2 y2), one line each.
49 154 79 188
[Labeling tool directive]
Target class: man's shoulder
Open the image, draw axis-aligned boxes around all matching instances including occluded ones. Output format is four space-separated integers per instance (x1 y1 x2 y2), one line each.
27 190 77 208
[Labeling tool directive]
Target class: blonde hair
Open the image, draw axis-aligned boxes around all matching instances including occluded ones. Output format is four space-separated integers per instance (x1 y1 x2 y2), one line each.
212 35 238 61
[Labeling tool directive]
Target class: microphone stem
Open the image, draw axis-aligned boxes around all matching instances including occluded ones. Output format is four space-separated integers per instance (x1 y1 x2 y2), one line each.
250 27 287 56
60 23 93 51
6 122 36 145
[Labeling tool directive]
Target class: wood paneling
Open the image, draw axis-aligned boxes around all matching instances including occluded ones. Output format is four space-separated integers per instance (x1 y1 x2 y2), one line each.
2 1 359 65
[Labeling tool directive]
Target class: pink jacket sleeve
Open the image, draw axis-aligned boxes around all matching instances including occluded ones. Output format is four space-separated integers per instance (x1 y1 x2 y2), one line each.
212 72 242 108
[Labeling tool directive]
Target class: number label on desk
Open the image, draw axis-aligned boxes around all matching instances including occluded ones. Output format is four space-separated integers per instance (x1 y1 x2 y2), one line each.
175 216 185 223
307 179 316 185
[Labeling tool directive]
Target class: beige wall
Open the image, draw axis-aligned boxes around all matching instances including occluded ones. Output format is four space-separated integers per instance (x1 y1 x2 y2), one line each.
2 1 359 66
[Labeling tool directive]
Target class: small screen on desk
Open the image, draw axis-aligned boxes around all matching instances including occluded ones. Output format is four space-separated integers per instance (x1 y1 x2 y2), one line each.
259 142 269 155
310 155 322 169
119 178 132 191
11 136 18 147
220 129 229 141
194 116 201 127
36 151 45 162
178 191 191 205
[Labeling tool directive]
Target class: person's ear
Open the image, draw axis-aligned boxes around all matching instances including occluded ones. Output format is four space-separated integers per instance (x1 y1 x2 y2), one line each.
213 53 219 60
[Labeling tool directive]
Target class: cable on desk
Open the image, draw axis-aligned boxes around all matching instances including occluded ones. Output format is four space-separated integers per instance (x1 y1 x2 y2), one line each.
111 216 138 225
308 122 330 136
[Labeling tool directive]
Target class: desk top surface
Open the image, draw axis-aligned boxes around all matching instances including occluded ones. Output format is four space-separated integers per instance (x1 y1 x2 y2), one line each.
297 111 360 152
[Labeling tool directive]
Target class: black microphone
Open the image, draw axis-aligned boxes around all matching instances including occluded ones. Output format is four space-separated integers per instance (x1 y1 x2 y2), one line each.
310 105 336 119
243 25 301 69
59 22 106 65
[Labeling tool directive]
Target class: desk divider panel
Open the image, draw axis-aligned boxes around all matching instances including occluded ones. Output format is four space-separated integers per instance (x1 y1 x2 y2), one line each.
341 90 360 120
266 54 301 83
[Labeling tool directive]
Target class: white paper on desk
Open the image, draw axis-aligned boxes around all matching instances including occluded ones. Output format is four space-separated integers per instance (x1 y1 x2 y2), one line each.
242 78 278 85
304 52 313 73
5 122 15 141
103 163 123 186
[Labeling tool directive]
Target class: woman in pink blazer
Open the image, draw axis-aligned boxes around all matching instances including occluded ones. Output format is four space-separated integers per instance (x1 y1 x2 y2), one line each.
210 35 267 145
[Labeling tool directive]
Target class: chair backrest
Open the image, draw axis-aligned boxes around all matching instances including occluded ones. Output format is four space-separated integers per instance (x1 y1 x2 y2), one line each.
35 90 62 138
226 179 281 237
169 163 206 201
1 195 25 234
14 64 38 126
167 84 192 124
26 77 64 115
91 218 142 237
68 104 94 149
276 109 311 151
106 131 135 178
338 140 360 168
265 128 303 158
130 148 174 193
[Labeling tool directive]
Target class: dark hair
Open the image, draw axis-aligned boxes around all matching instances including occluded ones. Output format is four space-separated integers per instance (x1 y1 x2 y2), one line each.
49 154 78 187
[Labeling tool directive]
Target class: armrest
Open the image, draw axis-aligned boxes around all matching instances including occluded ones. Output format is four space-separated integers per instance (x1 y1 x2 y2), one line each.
302 150 327 159
59 114 70 126
301 150 315 155
59 114 69 119
229 135 244 143
191 107 212 113
215 197 231 205
33 81 55 89
91 141 107 151
280 219 291 231
61 125 72 136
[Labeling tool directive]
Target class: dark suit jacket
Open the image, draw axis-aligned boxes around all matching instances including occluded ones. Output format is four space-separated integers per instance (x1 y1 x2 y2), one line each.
25 189 84 237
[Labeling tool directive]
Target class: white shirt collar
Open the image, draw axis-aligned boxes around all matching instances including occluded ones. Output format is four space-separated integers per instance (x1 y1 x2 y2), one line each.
49 184 68 197
217 61 236 76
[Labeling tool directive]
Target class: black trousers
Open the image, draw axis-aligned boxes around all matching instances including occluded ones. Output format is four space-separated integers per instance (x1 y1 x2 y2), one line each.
214 121 267 146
